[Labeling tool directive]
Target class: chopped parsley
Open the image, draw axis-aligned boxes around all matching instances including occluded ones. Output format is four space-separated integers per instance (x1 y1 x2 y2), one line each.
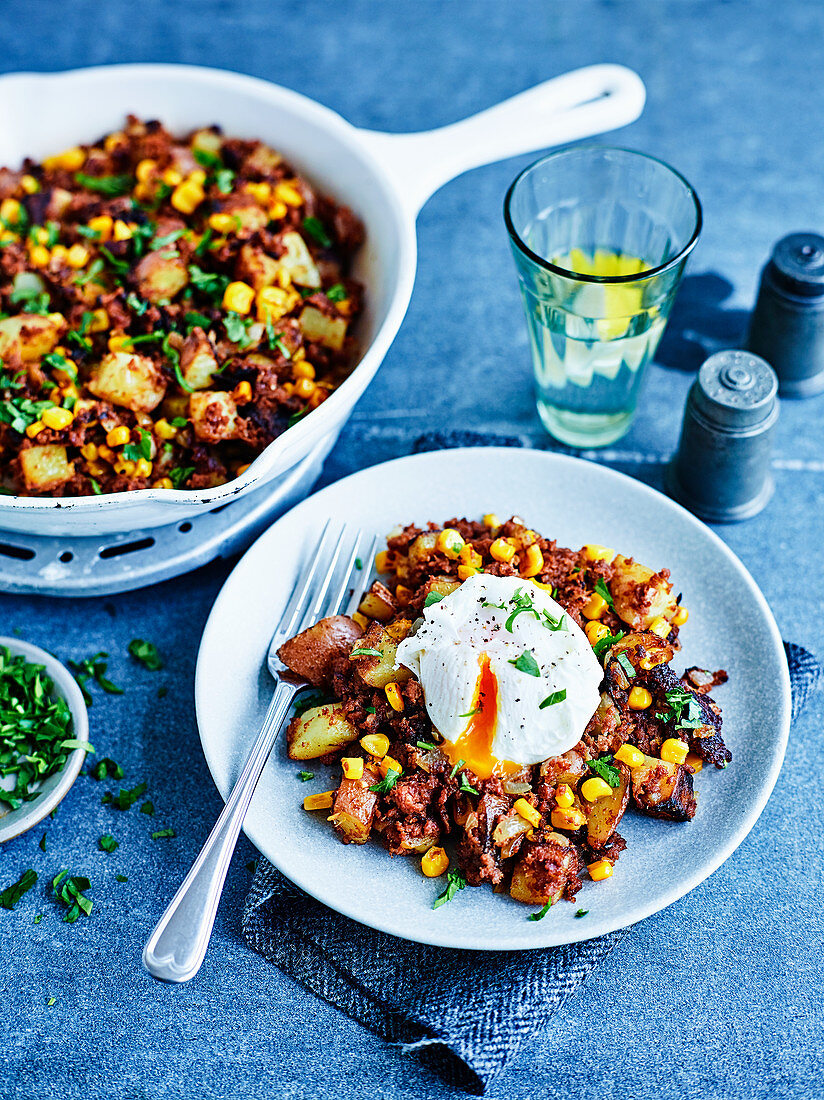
193 148 222 171
111 781 148 810
350 647 382 658
162 331 193 394
615 652 636 680
369 768 401 795
100 246 130 275
539 689 567 708
168 466 194 490
416 740 437 751
39 833 47 852
116 875 129 883
423 591 445 608
432 868 466 909
0 395 55 435
303 216 332 248
52 869 93 923
663 686 705 731
140 801 155 816
128 639 162 671
592 629 625 660
326 283 347 302
122 428 153 463
449 759 466 779
68 651 123 704
42 352 76 378
98 834 119 853
528 899 555 921
126 292 149 315
75 172 133 196
292 691 326 715
88 757 124 781
508 650 540 677
151 828 176 840
458 707 480 718
184 309 213 332
593 578 614 608
188 264 229 302
575 909 589 918
458 776 478 796
150 228 185 251
589 754 621 788
224 310 255 348
0 868 38 910
298 771 315 782
74 258 105 287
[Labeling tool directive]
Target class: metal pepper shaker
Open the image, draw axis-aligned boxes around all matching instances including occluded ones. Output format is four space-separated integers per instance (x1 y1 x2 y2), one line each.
666 350 779 522
747 231 824 397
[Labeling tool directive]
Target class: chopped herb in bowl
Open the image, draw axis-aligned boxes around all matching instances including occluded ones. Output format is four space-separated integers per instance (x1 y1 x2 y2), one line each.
0 638 90 844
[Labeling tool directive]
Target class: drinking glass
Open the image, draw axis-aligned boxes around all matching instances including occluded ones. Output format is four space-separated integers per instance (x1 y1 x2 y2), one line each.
505 146 701 447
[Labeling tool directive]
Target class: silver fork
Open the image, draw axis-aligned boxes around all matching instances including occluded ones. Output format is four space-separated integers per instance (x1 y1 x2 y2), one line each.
142 521 379 983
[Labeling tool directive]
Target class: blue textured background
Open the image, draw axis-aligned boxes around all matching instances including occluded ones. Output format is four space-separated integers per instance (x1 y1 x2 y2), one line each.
1 2 823 1097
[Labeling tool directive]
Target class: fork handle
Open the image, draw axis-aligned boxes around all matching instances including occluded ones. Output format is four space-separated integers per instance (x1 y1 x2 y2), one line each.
142 681 298 983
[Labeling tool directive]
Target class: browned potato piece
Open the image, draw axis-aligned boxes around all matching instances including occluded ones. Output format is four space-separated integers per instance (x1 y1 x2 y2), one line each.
610 554 678 631
421 576 461 603
279 231 321 288
631 752 696 821
286 702 359 760
408 532 438 568
0 313 63 362
237 242 280 291
329 765 381 844
585 762 630 848
180 328 219 390
278 615 363 687
19 444 74 492
510 833 579 905
133 249 189 302
357 581 396 623
189 390 240 443
87 351 167 413
298 305 347 350
353 622 412 689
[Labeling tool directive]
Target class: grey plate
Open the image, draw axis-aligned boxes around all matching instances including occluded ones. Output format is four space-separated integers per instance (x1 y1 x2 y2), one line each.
0 637 90 843
195 447 791 950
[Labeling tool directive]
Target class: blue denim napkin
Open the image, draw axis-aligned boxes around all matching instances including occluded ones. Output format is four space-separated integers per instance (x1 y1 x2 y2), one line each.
242 433 822 1094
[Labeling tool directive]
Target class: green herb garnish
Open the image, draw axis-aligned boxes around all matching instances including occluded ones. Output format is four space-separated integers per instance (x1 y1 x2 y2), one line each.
88 757 123 781
298 771 314 782
416 740 437 751
592 629 625 660
326 283 347 302
184 310 212 332
539 689 567 709
168 466 194 490
140 801 155 816
112 781 148 811
100 246 129 275
350 647 382 658
151 828 176 840
151 228 185 251
68 651 123 704
122 428 153 463
98 834 119 853
74 258 105 287
615 652 636 680
303 216 332 248
590 754 621 788
52 869 93 923
75 172 133 196
593 578 614 608
423 592 445 608
664 686 705 731
116 875 129 883
575 909 589 918
126 292 148 315
432 868 466 909
0 868 38 910
458 776 478 796
369 768 401 795
449 758 466 779
188 264 229 302
128 639 162 671
224 311 254 348
508 650 540 677
528 899 555 921
458 707 480 718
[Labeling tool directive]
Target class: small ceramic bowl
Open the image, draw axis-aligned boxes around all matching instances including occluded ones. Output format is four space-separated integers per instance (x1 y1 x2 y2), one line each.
0 637 90 844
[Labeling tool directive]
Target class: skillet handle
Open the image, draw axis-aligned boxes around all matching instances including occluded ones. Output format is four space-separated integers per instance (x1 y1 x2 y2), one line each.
357 63 645 217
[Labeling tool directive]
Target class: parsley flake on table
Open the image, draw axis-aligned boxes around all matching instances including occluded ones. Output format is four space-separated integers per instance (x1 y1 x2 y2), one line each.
116 875 128 884
52 870 93 923
39 833 47 853
128 639 163 671
140 800 155 816
575 909 589 918
112 781 148 810
68 651 123 705
298 771 315 782
151 828 176 840
89 757 124 781
0 868 38 910
432 868 466 909
528 899 554 921
98 834 119 853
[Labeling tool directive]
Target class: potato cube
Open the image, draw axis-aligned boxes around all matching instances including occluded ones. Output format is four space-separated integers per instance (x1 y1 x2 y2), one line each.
329 766 381 844
287 702 360 760
87 352 167 413
19 444 74 492
298 305 347 350
0 313 63 363
237 243 280 291
180 328 219 390
279 231 321 288
188 390 240 443
133 250 189 302
610 554 678 631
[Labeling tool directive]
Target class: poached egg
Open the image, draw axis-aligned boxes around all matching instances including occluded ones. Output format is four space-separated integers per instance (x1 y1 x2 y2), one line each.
395 573 602 778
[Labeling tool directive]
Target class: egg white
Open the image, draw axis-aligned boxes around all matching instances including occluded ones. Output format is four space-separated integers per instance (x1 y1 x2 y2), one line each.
395 573 602 766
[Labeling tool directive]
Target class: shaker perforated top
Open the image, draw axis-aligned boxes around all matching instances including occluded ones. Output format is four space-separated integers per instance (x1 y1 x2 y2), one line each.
693 350 779 429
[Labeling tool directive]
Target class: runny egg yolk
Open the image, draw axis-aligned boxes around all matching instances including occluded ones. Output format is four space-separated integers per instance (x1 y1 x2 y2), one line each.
440 653 523 780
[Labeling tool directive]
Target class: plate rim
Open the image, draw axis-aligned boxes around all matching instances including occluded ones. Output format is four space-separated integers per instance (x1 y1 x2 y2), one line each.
195 446 791 950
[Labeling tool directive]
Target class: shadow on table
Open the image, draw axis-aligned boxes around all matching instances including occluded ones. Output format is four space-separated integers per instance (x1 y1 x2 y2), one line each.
657 271 750 373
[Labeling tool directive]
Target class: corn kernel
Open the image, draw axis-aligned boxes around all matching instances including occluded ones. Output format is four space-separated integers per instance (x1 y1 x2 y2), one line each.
360 733 389 759
274 181 303 207
293 377 316 399
514 797 542 828
20 174 40 194
581 776 613 802
628 686 652 710
673 606 689 627
153 477 174 489
685 751 703 773
162 167 183 187
104 132 123 153
134 458 153 479
134 159 156 183
490 537 517 564
26 420 46 438
522 542 544 578
244 181 272 204
380 754 402 777
106 425 131 448
583 544 615 562
341 757 364 781
236 463 251 477
44 146 86 172
661 738 688 765
649 616 671 639
585 620 610 647
457 564 481 580
50 244 68 263
588 859 614 881
614 744 644 769
292 360 315 380
384 683 404 712
28 245 50 267
87 214 113 240
30 226 50 245
582 592 609 620
114 458 136 477
555 784 574 808
171 179 205 215
303 791 335 811
41 406 74 431
232 380 253 404
112 220 133 242
80 443 98 461
421 846 449 878
256 285 292 322
459 544 482 568
108 334 130 352
268 200 288 220
86 308 109 333
436 529 465 559
0 198 22 225
153 418 178 440
351 611 369 630
222 280 255 315
395 584 411 607
550 806 586 831
208 212 237 234
97 445 115 463
66 243 90 269
188 168 207 186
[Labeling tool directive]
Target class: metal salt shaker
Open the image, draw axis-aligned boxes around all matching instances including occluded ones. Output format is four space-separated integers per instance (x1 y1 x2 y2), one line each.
747 231 824 397
666 350 779 523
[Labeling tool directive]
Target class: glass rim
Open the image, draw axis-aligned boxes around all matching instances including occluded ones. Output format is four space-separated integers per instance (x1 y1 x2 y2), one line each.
503 145 703 285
